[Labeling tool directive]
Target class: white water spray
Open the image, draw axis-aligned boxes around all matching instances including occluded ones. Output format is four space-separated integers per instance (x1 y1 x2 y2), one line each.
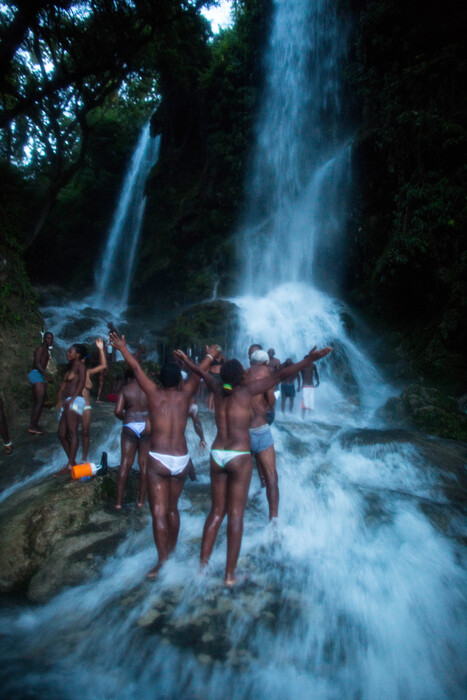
92 124 159 311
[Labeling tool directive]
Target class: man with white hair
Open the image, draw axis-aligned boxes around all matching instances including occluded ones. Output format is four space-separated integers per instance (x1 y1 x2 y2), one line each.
246 344 279 520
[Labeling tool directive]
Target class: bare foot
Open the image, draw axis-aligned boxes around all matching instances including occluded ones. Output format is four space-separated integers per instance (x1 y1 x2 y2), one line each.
114 504 122 510
137 502 143 508
53 465 72 477
224 575 237 587
4 444 12 455
28 428 43 435
146 562 165 580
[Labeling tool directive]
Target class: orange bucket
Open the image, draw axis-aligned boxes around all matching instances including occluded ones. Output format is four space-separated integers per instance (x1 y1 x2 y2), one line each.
71 462 94 480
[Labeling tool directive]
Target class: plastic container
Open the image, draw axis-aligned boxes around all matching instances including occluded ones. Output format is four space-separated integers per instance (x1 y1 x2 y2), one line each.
71 452 108 481
71 462 98 480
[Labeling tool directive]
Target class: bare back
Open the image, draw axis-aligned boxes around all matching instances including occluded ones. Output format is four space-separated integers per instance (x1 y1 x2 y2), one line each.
121 380 149 422
246 364 274 428
212 387 255 451
33 344 49 374
146 387 193 455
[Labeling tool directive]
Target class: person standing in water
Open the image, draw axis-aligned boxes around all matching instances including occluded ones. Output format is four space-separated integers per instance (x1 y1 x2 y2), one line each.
109 330 220 578
280 358 301 412
247 348 279 520
55 344 87 475
81 338 107 461
175 344 332 586
300 362 320 418
28 332 54 435
114 368 151 510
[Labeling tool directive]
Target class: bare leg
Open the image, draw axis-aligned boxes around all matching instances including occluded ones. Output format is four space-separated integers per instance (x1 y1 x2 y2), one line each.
81 409 91 461
146 463 170 577
57 410 71 460
65 406 80 468
29 382 46 432
255 458 266 489
167 474 187 553
200 457 228 566
137 434 150 507
96 369 107 402
255 445 279 519
116 427 137 508
224 454 253 585
281 393 286 412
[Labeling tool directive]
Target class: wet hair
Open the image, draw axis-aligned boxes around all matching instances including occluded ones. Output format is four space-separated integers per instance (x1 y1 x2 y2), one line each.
125 368 135 381
220 359 244 396
72 343 88 360
44 332 54 342
159 362 182 388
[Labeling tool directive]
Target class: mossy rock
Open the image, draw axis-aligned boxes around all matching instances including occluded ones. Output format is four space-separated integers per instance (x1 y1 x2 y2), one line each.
163 300 239 355
380 384 467 441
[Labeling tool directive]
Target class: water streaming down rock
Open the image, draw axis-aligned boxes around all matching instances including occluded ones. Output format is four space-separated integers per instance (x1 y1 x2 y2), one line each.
1 2 466 698
92 124 160 311
234 0 385 414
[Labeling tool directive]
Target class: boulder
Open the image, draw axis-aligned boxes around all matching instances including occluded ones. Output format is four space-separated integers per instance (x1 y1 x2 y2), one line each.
380 384 467 441
0 470 145 603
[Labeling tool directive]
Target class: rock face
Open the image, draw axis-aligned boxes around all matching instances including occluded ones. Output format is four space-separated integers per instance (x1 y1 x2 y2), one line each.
0 470 146 603
380 384 467 441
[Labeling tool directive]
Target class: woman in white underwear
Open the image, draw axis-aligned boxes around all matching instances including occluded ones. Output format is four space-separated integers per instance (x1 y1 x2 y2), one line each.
55 343 87 475
109 330 220 578
175 344 332 586
114 368 150 509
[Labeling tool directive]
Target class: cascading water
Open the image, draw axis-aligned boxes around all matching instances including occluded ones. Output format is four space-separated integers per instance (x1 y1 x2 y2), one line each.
92 124 160 311
1 2 465 699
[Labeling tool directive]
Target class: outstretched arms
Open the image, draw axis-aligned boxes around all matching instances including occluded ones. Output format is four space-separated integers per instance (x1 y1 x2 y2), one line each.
244 346 332 398
173 345 221 394
109 331 156 397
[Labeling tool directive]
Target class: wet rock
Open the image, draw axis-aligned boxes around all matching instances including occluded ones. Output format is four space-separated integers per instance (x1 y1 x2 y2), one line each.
0 471 144 602
379 384 467 441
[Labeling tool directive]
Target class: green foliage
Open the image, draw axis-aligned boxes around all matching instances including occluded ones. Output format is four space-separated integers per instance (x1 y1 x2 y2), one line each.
346 0 467 387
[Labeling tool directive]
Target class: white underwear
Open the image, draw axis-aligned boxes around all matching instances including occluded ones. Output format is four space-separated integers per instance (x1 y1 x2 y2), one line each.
65 396 86 416
301 386 315 410
124 422 147 438
149 451 190 476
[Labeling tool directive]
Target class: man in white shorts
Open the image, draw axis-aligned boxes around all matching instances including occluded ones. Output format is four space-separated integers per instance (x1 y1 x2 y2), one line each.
300 362 320 418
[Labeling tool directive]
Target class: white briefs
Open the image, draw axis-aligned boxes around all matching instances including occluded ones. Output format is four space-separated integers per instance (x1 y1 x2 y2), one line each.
149 451 190 476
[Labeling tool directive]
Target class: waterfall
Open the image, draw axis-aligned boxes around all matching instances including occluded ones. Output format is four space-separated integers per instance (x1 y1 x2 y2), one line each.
234 0 388 415
92 124 160 311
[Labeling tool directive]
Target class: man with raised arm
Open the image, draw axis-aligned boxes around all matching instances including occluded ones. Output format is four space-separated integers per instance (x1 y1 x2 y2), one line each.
175 344 332 587
247 347 279 520
109 330 220 578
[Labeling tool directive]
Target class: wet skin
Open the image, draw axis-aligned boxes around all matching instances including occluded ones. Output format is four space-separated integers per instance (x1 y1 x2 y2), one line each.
81 338 107 461
176 344 332 586
29 332 54 433
109 332 220 577
114 378 150 509
56 345 86 473
246 361 279 519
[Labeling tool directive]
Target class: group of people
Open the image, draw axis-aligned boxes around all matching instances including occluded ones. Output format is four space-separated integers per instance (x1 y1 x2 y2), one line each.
109 331 331 585
15 328 331 586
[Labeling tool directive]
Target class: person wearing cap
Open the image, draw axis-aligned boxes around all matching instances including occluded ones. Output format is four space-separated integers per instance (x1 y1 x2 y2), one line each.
247 344 279 520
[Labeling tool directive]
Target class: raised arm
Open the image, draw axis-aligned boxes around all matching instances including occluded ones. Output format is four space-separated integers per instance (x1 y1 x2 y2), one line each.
88 338 108 377
109 331 156 397
244 346 332 398
173 346 220 394
181 344 221 396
